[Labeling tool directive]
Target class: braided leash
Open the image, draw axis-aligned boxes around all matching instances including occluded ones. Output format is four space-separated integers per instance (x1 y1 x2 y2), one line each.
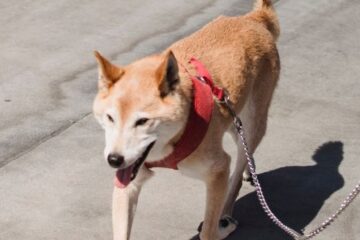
222 94 360 240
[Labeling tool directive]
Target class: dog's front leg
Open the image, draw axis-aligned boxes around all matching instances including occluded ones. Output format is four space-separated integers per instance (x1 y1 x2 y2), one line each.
112 166 153 240
112 186 138 240
200 157 230 240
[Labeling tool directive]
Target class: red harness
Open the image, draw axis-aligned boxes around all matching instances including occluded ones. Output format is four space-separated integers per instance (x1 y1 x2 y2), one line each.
145 58 224 169
115 58 224 188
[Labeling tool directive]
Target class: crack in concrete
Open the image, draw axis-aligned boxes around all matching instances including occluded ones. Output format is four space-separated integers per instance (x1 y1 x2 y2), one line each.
0 0 282 168
0 0 222 169
0 112 92 168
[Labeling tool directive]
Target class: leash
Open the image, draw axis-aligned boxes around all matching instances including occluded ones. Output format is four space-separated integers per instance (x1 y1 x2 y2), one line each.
188 57 360 239
222 94 360 239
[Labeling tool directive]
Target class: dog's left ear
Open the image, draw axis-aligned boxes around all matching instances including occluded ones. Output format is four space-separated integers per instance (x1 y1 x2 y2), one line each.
94 51 124 91
157 51 180 98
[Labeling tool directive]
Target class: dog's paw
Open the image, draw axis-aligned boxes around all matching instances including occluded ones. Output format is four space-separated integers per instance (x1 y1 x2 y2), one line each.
218 215 238 239
197 215 238 239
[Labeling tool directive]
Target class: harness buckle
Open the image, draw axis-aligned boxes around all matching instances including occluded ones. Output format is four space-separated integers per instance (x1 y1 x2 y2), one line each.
196 76 207 84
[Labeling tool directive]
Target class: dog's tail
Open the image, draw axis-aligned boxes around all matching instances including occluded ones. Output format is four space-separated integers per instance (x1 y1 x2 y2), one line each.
251 0 280 41
254 0 273 9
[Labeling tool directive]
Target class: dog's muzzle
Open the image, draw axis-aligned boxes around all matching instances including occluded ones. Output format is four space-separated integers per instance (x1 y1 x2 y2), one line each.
114 141 155 188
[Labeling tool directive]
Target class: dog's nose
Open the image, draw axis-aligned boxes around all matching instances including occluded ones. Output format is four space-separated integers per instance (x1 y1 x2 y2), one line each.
107 153 124 168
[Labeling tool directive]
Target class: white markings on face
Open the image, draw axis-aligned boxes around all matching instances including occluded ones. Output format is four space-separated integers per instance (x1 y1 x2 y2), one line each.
145 119 183 161
120 112 158 164
103 107 120 159
102 109 159 167
96 91 187 167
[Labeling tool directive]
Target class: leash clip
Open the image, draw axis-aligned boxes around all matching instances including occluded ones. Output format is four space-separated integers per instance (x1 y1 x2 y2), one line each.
221 91 238 119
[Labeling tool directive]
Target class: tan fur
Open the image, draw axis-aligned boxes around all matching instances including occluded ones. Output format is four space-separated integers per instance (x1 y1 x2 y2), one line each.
93 1 280 239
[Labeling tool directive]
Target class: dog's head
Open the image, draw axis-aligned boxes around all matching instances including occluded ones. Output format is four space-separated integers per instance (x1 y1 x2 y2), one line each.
93 51 188 183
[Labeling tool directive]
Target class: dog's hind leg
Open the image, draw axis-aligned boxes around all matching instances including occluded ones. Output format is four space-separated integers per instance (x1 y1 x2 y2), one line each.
112 166 153 240
222 98 256 217
222 53 280 218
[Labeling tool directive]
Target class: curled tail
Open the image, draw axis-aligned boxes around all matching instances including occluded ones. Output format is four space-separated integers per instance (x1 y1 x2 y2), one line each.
254 0 273 9
251 0 280 41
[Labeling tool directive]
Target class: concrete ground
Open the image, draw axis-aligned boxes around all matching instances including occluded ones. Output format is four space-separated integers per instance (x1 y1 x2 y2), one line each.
0 0 359 239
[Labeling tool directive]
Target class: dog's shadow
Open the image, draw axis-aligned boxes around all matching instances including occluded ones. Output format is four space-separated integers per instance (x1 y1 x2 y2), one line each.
191 141 345 240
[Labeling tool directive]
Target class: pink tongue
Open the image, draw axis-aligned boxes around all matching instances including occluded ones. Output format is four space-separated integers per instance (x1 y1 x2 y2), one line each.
114 165 135 188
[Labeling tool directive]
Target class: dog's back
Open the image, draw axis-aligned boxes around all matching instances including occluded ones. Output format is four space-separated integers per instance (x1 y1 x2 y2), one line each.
170 0 280 112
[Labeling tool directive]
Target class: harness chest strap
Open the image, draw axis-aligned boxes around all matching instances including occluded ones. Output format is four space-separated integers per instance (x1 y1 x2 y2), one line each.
144 58 225 169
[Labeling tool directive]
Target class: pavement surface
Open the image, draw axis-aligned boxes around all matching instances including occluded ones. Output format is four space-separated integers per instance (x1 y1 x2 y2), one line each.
0 0 359 239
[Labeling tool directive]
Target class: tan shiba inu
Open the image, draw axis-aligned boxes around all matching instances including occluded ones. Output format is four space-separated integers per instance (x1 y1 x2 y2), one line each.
93 0 280 239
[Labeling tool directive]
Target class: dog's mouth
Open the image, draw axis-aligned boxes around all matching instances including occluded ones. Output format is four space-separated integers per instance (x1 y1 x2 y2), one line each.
114 141 155 188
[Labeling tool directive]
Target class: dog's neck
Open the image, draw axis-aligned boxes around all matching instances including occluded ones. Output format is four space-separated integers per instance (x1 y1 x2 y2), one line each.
145 58 216 169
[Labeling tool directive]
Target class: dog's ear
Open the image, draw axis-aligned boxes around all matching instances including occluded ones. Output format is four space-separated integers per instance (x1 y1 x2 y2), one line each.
157 51 180 98
94 51 124 91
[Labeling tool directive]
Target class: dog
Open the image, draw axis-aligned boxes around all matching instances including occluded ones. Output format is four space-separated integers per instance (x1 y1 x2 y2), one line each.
93 0 280 239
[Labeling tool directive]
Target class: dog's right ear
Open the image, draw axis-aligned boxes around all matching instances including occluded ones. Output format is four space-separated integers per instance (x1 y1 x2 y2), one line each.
94 51 124 91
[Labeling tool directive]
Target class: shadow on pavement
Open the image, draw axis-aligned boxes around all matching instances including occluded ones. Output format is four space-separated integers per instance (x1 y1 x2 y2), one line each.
191 141 345 240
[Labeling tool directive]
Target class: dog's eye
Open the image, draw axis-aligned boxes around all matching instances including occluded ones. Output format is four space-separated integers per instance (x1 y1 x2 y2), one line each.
135 118 149 127
106 114 114 123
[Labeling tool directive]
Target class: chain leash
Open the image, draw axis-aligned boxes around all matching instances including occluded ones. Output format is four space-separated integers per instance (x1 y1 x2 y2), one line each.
222 95 360 240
